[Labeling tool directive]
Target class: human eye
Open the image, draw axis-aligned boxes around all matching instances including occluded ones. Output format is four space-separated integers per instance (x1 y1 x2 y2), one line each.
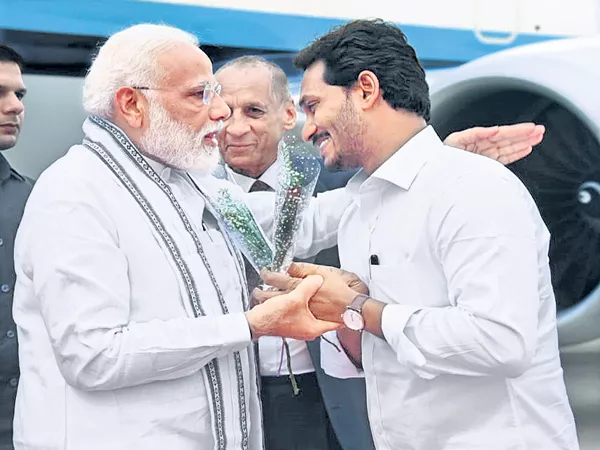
246 106 265 117
192 88 206 98
305 101 317 114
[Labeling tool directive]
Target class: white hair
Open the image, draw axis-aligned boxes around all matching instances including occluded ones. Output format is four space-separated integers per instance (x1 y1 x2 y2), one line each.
83 23 199 118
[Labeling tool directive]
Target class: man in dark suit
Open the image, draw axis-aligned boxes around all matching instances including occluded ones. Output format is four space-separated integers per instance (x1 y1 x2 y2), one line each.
215 55 545 450
0 43 32 450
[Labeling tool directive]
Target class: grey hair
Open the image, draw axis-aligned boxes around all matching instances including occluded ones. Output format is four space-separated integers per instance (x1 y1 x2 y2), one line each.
83 23 199 118
216 55 291 107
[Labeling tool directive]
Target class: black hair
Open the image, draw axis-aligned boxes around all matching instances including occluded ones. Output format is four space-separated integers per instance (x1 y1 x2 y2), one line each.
0 43 24 69
294 19 430 121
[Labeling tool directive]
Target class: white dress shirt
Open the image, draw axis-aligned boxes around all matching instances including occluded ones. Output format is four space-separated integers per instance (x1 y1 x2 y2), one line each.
12 138 346 449
228 161 315 376
322 126 579 450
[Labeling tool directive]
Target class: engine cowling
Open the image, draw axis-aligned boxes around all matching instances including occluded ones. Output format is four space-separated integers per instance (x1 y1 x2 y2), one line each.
429 37 600 347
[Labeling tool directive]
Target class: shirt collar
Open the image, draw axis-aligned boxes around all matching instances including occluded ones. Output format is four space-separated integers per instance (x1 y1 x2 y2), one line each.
346 125 441 196
227 159 280 193
0 152 26 184
0 153 10 183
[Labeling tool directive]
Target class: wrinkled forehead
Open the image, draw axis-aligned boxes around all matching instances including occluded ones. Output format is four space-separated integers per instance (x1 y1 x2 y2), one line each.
217 66 275 105
158 43 216 87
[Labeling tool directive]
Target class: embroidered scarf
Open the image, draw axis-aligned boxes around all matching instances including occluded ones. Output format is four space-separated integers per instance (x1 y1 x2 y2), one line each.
81 115 254 450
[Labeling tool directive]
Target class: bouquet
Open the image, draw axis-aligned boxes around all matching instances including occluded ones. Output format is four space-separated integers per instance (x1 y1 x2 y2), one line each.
202 168 275 277
205 138 322 395
268 135 321 394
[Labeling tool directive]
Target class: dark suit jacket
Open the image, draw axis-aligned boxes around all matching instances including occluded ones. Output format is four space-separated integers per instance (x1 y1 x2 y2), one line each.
307 161 375 450
0 154 33 450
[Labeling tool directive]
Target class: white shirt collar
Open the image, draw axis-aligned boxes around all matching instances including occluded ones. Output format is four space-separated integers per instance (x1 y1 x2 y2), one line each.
227 159 280 193
346 125 441 197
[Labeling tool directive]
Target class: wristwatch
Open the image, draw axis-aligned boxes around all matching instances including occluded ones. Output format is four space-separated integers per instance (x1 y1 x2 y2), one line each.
341 294 370 331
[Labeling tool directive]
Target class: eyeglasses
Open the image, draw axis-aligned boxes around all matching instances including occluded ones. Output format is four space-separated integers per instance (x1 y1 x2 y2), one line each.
132 81 222 105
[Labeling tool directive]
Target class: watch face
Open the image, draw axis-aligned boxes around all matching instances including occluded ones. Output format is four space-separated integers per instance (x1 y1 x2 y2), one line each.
342 309 364 331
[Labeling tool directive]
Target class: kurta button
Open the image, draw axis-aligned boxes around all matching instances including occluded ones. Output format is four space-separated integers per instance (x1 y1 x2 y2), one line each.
0 238 4 246
8 378 18 388
0 284 10 293
6 330 15 339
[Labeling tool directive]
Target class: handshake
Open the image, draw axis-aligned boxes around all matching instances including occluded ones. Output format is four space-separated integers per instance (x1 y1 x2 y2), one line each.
245 263 369 341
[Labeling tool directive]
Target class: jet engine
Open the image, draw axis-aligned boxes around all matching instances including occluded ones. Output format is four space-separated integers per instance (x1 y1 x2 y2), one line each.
429 37 600 347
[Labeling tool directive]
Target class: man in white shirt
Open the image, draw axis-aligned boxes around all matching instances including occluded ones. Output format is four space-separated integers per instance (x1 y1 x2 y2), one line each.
215 55 547 450
260 19 580 450
11 24 347 450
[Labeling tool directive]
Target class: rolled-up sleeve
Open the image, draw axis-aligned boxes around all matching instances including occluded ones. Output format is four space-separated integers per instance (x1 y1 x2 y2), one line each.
381 171 541 379
21 184 252 392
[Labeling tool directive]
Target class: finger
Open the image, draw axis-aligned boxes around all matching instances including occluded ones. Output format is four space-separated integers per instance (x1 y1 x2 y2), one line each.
291 275 324 302
486 123 542 145
260 269 297 291
494 138 537 160
497 147 533 165
529 125 545 145
478 134 540 161
251 288 281 305
445 127 498 148
287 261 319 278
469 126 500 141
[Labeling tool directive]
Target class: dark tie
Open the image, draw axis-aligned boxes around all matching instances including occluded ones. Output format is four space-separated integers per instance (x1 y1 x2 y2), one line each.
245 179 274 293
249 179 273 193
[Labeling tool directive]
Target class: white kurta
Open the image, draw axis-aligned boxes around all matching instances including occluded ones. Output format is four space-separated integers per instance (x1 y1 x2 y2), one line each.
322 126 579 450
12 118 347 450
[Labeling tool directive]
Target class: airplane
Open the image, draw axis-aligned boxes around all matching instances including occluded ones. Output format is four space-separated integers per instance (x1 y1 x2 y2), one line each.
2 0 599 445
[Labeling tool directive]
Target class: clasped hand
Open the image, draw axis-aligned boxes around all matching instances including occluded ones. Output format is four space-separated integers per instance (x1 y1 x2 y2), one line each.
249 262 367 335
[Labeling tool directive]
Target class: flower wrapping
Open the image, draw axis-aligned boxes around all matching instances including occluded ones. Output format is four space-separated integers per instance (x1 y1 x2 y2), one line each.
269 136 321 395
203 169 275 275
270 136 321 273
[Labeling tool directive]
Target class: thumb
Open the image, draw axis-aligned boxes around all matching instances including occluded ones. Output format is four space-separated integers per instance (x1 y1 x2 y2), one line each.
291 274 324 302
473 125 499 140
288 262 317 278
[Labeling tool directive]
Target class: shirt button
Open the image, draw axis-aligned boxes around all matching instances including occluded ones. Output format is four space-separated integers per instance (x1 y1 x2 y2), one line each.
0 284 10 293
8 378 18 388
6 330 15 339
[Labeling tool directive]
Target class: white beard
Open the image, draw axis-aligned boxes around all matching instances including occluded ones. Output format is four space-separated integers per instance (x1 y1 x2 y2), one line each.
140 99 221 173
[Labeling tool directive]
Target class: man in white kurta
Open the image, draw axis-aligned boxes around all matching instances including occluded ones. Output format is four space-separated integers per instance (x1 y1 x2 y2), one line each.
11 24 346 450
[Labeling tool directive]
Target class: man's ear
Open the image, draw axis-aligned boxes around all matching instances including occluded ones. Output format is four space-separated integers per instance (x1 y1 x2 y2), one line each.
356 70 381 110
282 98 298 131
114 87 147 128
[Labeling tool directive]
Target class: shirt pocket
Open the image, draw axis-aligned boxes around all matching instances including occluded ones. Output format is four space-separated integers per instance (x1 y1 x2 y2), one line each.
369 262 449 308
369 263 421 306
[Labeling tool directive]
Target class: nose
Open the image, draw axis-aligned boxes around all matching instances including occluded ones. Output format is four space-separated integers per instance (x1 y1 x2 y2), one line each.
208 94 231 122
224 110 251 137
1 92 24 117
302 116 317 143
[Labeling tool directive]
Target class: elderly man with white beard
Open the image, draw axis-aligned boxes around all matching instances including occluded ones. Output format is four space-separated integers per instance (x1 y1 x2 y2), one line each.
11 24 346 450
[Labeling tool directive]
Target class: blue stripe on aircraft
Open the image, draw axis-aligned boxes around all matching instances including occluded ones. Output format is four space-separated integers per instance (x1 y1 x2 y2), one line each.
0 0 563 63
